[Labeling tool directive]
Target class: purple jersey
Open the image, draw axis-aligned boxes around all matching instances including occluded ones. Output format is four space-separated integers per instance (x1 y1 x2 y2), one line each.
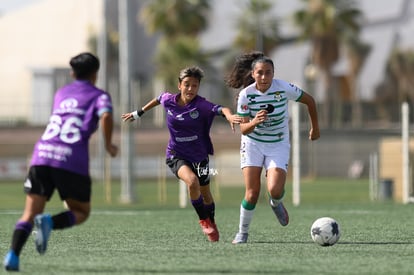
158 92 221 163
30 80 113 176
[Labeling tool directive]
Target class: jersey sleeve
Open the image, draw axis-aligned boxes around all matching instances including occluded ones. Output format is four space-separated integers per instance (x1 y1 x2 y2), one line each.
237 89 250 117
285 82 304 101
96 93 113 117
157 91 171 106
197 96 221 117
211 103 222 116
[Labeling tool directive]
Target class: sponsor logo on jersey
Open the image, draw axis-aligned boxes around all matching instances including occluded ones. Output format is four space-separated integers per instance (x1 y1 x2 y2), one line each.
175 135 198 142
60 98 78 109
56 98 84 115
289 83 304 94
176 114 184 120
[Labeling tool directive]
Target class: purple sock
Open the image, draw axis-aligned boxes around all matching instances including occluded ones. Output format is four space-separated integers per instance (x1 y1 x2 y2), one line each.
52 210 76 229
67 210 76 226
11 221 33 256
191 195 204 205
205 203 216 223
15 221 32 233
191 195 207 220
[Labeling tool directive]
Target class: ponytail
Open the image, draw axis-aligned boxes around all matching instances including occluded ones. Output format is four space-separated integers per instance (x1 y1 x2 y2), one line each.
225 51 265 89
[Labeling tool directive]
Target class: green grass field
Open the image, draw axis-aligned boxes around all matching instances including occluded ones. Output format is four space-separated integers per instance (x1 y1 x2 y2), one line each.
1 178 414 274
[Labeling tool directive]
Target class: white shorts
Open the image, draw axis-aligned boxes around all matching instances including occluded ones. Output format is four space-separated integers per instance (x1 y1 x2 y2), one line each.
240 137 290 172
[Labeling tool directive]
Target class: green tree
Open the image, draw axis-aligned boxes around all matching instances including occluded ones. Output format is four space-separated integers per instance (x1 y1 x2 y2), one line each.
139 0 211 88
155 35 210 88
388 49 414 103
388 48 414 121
222 0 281 100
140 0 210 38
374 48 414 123
293 0 362 128
233 0 281 55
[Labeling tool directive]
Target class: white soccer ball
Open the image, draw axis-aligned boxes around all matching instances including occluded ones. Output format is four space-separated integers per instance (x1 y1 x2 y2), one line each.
310 217 341 246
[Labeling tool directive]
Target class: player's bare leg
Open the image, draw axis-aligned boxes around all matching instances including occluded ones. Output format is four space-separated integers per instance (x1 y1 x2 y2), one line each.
267 168 289 226
178 166 217 241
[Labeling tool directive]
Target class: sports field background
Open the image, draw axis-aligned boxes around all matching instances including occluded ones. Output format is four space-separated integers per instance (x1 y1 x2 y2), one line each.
1 178 414 274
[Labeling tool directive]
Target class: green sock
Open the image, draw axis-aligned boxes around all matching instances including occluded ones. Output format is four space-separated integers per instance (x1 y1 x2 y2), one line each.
241 198 255 210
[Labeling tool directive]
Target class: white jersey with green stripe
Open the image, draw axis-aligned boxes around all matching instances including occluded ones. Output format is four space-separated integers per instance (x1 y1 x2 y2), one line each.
237 79 304 143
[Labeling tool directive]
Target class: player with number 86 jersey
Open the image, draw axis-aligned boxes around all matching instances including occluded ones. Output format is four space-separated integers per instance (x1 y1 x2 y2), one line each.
32 80 113 176
3 52 117 272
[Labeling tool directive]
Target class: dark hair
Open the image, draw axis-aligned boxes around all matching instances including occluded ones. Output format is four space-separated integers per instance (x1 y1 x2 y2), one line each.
69 52 100 80
225 51 265 89
178 66 204 83
251 56 274 71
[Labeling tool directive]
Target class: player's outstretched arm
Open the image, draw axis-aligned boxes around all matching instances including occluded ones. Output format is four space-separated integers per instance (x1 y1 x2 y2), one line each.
298 92 320 141
220 107 242 132
121 98 160 122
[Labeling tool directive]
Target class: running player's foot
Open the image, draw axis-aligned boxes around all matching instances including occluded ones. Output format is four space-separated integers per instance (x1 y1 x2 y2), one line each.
3 250 19 271
199 218 218 242
232 232 248 244
208 223 219 242
199 218 215 235
270 200 289 226
34 214 53 255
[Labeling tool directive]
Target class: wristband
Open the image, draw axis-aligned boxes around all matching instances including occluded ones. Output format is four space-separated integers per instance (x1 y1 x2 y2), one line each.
218 106 225 117
132 109 145 120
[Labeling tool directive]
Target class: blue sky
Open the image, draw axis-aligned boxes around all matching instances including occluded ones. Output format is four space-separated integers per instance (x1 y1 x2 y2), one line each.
0 0 41 14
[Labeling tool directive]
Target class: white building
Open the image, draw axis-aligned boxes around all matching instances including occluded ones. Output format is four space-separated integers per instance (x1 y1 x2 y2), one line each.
0 0 104 124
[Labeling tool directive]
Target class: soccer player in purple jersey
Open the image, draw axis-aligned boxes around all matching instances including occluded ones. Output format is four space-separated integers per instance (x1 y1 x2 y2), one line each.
122 66 241 242
3 52 118 271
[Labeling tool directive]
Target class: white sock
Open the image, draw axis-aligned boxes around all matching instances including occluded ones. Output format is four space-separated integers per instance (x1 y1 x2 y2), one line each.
238 204 254 234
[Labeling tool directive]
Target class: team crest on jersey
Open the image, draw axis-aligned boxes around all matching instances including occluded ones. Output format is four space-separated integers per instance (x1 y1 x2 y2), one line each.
274 92 283 102
241 104 248 111
190 110 199 119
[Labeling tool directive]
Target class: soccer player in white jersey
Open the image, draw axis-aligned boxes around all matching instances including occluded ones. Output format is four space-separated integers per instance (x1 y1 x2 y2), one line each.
3 53 118 271
226 52 320 244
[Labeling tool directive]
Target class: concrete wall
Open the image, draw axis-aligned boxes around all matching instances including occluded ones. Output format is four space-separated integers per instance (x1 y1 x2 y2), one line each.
379 138 414 203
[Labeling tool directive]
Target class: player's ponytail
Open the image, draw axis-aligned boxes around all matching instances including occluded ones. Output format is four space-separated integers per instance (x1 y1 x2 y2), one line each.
225 51 265 89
